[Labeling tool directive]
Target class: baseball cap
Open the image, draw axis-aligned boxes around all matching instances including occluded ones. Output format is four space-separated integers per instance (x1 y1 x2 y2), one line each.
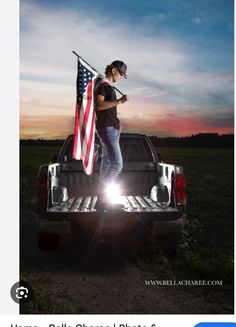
111 60 127 78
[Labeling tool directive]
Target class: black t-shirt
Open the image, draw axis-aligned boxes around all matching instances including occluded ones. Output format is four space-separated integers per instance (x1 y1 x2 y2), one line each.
95 83 120 130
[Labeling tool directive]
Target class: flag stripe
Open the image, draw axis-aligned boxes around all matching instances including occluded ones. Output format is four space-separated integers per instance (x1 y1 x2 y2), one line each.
84 110 95 169
81 80 94 161
72 102 80 159
81 80 93 146
86 91 96 174
72 58 98 175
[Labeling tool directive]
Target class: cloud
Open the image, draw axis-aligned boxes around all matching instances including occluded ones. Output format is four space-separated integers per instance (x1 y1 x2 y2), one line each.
201 110 234 128
193 17 201 24
20 1 234 138
20 107 234 139
20 2 194 116
20 114 74 139
20 80 75 116
121 111 234 136
20 2 191 85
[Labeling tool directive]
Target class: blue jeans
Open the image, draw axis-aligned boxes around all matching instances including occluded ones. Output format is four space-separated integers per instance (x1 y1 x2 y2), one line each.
96 127 123 187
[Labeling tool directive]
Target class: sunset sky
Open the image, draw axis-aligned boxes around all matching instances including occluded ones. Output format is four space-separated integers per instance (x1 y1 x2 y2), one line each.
20 0 234 139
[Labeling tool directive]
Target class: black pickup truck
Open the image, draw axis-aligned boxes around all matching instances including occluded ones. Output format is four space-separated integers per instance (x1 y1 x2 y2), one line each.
36 133 186 253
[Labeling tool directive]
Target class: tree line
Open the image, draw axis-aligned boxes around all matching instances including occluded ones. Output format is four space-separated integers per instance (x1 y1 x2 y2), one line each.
149 133 233 148
20 133 233 148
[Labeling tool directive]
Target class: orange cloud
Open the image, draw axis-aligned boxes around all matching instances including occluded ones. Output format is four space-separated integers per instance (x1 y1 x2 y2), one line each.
20 112 233 140
122 114 234 136
20 115 74 139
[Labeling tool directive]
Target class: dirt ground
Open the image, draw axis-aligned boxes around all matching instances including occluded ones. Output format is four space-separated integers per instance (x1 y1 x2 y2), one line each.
20 210 233 314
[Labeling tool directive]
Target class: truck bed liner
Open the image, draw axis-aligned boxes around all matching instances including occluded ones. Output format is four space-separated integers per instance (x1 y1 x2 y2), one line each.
48 195 178 213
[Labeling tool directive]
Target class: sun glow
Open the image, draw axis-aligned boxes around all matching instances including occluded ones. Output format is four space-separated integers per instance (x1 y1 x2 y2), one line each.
105 183 122 204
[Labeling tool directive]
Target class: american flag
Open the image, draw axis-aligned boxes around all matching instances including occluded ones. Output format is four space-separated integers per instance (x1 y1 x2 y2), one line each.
72 58 99 175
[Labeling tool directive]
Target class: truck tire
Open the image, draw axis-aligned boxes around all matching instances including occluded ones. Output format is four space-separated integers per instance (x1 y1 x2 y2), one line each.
38 232 59 250
155 232 181 256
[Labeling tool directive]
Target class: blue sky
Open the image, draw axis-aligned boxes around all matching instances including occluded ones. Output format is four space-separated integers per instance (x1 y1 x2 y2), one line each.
20 0 234 138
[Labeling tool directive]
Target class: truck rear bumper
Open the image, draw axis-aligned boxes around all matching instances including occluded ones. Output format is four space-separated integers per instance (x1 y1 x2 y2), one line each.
36 210 186 238
36 217 72 234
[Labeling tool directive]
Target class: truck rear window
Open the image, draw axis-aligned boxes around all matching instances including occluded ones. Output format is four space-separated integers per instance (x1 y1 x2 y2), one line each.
62 137 153 162
120 138 153 161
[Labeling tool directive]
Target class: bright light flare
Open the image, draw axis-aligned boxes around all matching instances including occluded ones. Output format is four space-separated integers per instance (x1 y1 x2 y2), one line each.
105 183 122 204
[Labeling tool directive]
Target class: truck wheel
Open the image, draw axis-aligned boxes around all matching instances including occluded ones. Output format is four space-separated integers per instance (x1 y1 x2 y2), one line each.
38 232 59 250
155 232 181 256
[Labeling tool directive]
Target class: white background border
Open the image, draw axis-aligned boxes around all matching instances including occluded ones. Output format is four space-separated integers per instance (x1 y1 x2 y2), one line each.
0 0 19 315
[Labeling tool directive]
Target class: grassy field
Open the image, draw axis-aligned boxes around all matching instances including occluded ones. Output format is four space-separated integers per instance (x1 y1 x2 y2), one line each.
20 145 234 282
153 147 233 282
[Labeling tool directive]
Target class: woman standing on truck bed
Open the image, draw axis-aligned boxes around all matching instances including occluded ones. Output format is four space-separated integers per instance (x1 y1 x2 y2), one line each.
94 60 128 210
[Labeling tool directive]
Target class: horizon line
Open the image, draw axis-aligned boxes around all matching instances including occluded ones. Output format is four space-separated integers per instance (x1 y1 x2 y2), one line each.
19 132 234 141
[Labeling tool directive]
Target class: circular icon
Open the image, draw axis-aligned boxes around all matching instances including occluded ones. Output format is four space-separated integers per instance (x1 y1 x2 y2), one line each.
10 281 33 304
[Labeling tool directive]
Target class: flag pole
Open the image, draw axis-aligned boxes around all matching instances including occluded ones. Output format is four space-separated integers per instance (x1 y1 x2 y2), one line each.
72 51 124 96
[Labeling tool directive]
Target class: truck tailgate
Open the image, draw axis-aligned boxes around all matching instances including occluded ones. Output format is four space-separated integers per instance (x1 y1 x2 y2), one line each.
46 195 180 221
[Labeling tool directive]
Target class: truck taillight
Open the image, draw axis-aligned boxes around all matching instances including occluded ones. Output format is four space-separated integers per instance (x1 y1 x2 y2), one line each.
36 172 48 213
175 173 186 207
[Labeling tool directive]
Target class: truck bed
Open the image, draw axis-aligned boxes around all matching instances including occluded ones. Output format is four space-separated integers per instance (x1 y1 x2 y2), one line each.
48 195 178 214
